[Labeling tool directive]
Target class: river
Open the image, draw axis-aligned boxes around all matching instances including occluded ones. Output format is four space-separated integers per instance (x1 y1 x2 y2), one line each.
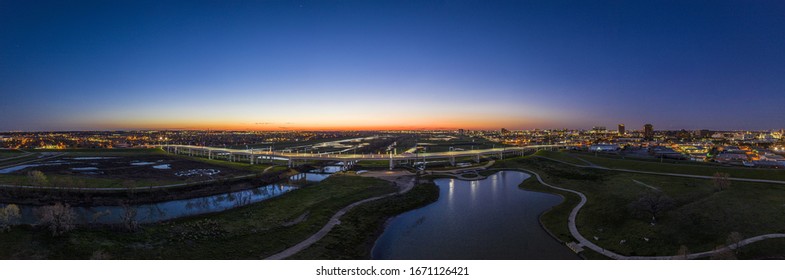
2 168 337 225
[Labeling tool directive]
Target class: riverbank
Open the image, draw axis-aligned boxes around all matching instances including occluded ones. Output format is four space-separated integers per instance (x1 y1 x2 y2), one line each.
493 152 785 259
290 179 440 259
0 174 396 259
0 168 295 206
370 170 578 260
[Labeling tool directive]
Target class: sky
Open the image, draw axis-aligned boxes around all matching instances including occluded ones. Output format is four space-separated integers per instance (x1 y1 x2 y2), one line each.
1 0 784 131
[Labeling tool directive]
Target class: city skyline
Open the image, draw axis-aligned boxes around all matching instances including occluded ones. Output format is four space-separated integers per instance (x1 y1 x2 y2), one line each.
2 1 785 131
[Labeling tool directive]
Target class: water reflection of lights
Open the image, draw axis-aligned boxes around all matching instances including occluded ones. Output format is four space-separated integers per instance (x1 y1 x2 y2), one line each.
470 180 478 203
448 179 455 209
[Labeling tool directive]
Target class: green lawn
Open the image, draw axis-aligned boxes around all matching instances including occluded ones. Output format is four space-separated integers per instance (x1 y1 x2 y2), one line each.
516 174 580 244
27 148 166 155
492 156 785 259
0 174 397 259
0 149 268 188
532 150 590 166
0 174 181 188
165 152 275 173
539 150 785 181
0 149 26 159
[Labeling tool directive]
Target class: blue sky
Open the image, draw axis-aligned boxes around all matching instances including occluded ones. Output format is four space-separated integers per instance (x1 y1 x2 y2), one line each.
1 0 784 131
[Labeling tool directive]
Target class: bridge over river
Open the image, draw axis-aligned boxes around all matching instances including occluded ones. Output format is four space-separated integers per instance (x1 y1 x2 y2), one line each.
160 144 570 170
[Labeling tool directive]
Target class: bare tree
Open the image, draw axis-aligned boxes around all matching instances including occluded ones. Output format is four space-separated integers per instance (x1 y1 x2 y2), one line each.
726 232 744 254
628 191 675 224
90 250 111 260
37 202 76 236
0 204 21 232
120 204 139 232
27 170 48 186
713 172 731 191
90 209 112 224
710 245 737 260
674 245 690 260
123 180 137 198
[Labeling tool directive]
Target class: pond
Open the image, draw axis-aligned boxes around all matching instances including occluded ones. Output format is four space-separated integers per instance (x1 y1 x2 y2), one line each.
372 171 579 260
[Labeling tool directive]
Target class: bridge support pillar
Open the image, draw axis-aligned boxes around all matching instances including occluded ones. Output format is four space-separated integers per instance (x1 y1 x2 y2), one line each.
475 155 480 163
499 152 503 160
450 156 455 166
288 159 292 168
208 151 212 160
249 154 253 165
389 158 395 170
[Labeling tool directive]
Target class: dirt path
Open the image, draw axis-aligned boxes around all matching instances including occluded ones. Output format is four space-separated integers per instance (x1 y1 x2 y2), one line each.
632 179 660 191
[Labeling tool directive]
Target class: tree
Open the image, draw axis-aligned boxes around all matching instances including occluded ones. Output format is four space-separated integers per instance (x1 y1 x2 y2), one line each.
628 191 675 224
90 209 112 224
27 170 48 186
713 172 731 191
37 202 76 236
120 204 139 232
726 232 744 254
0 204 21 232
123 180 137 198
674 245 690 260
90 250 111 260
710 245 737 260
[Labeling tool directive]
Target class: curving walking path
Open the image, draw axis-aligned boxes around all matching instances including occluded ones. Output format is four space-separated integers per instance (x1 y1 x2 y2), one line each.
265 173 416 260
514 167 785 259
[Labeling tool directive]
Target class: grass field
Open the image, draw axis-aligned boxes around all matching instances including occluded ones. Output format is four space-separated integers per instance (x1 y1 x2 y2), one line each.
165 152 276 173
538 150 785 181
0 149 27 159
414 136 508 153
0 150 261 188
232 136 361 150
0 174 396 259
24 148 166 155
492 155 785 259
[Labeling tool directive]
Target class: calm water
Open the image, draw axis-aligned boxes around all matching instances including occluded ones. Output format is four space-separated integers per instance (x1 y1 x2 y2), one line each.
372 171 579 260
3 168 340 225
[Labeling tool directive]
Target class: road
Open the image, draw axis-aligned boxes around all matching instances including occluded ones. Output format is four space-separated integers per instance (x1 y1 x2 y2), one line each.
161 144 566 161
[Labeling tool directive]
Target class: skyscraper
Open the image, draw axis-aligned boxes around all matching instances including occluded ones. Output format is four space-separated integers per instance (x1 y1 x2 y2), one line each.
618 124 625 135
644 124 654 140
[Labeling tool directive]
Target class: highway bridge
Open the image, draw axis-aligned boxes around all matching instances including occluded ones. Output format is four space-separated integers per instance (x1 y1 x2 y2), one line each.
159 144 571 170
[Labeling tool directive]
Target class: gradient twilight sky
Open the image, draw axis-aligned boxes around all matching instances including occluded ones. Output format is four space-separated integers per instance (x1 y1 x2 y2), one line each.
1 0 784 131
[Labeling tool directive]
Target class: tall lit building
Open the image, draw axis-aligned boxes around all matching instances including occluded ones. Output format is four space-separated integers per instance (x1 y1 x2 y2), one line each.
644 124 654 140
618 124 625 135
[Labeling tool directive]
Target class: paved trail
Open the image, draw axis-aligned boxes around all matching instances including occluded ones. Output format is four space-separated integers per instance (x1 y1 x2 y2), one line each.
265 172 416 260
509 165 785 259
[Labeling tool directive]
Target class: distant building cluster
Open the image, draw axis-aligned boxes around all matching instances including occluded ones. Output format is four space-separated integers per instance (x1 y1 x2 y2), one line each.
2 125 784 168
